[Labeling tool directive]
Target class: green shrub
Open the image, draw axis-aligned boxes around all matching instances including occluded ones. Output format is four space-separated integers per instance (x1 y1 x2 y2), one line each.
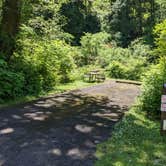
139 21 166 116
0 37 77 101
97 44 149 65
95 43 148 80
80 32 110 65
0 59 24 102
97 47 131 68
12 39 75 94
154 20 166 58
72 47 85 67
140 57 166 116
130 38 150 56
106 57 147 80
125 58 147 80
106 61 126 79
129 38 152 61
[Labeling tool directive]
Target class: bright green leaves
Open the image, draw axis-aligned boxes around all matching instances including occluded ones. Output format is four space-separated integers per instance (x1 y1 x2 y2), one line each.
12 39 76 94
80 32 110 65
154 19 166 58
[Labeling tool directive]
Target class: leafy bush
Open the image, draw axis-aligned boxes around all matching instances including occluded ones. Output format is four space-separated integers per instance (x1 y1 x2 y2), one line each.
97 47 131 68
139 21 166 116
75 34 149 81
124 58 147 80
140 57 166 116
0 59 24 102
106 59 146 80
153 20 166 59
97 45 148 80
12 39 75 94
129 38 152 61
0 36 77 101
106 61 126 79
80 32 110 65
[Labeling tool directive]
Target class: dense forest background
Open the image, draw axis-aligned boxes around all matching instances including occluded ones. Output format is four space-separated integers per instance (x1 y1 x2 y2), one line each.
0 0 166 116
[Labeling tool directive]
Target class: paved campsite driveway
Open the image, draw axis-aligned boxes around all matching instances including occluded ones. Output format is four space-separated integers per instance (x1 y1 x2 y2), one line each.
0 81 140 166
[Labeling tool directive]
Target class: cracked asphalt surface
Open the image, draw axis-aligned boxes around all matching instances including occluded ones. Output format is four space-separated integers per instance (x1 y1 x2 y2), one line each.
0 80 140 166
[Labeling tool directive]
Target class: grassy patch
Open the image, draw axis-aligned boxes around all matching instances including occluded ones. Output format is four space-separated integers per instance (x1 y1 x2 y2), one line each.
53 80 98 93
95 105 166 166
0 80 96 108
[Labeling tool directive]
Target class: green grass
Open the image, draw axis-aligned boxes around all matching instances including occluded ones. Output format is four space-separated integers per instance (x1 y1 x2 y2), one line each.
53 80 97 93
95 105 166 166
0 80 96 108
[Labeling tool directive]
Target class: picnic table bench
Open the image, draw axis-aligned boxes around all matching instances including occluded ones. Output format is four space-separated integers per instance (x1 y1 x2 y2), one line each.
84 70 106 83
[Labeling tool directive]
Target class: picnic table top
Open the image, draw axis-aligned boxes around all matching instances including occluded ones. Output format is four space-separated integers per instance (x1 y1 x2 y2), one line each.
87 71 101 75
85 69 105 76
90 70 100 72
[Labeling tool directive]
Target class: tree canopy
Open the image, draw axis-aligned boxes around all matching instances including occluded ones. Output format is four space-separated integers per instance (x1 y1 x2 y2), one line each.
0 0 165 105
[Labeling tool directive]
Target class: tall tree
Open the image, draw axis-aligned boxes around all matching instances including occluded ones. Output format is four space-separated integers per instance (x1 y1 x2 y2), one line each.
59 0 100 45
109 0 133 47
108 0 156 47
0 0 22 61
156 0 166 22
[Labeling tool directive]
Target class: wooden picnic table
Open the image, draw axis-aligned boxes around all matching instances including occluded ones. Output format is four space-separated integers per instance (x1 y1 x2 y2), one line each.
84 70 105 82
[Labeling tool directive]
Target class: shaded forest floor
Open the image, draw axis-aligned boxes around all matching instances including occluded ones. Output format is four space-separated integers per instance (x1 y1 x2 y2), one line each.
0 80 140 166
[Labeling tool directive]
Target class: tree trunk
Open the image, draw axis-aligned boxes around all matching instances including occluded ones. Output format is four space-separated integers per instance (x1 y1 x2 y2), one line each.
137 0 143 36
150 0 155 25
0 0 22 61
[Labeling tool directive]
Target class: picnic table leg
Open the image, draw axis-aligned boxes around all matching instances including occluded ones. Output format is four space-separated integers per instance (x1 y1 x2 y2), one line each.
89 74 92 82
93 74 96 82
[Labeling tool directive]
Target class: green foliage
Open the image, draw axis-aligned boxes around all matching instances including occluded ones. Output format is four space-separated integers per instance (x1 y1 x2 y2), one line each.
106 59 146 81
21 0 73 42
129 38 151 57
109 0 133 47
0 58 24 102
59 0 101 45
108 0 156 47
91 0 110 31
0 0 157 102
154 19 166 59
96 107 166 166
12 39 75 95
140 57 166 116
0 0 2 21
129 38 154 62
97 47 131 67
139 20 166 116
80 32 110 65
96 44 148 80
156 0 166 22
107 61 126 79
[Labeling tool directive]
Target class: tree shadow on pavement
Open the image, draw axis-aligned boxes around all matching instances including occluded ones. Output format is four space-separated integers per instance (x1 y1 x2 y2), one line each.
0 91 128 166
